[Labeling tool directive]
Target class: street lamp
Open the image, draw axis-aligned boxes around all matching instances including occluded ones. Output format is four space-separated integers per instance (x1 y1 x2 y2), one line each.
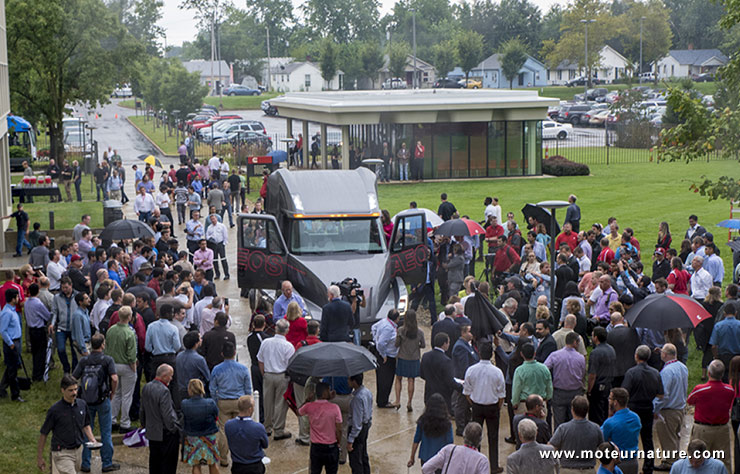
536 200 570 320
411 9 418 89
639 16 646 84
581 19 596 94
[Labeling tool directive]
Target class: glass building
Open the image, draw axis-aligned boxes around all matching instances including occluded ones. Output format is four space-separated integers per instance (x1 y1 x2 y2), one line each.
270 89 556 179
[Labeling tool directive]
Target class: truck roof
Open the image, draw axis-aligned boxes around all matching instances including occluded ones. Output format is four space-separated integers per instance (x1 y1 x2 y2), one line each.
267 168 380 216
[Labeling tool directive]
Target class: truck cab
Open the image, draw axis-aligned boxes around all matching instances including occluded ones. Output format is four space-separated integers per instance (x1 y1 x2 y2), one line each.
237 168 430 339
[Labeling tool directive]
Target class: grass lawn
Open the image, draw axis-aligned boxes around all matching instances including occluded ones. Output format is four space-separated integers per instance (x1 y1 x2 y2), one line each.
10 175 107 230
120 93 280 111
519 81 717 102
127 115 180 156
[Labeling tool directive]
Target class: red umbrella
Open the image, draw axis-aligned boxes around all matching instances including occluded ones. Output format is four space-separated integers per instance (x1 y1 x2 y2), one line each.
433 218 486 237
625 293 711 330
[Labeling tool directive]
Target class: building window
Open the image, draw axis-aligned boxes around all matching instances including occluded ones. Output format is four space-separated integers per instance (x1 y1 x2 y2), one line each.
671 65 674 76
305 74 311 88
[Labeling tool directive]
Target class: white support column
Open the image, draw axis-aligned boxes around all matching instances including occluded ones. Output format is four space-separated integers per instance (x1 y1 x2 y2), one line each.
320 123 328 169
302 120 309 168
341 125 350 170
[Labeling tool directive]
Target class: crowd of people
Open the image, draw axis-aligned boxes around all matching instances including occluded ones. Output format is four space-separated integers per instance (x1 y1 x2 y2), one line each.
5 155 740 474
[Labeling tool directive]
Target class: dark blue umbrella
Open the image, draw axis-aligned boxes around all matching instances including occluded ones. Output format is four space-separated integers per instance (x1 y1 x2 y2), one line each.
267 150 288 163
717 219 740 229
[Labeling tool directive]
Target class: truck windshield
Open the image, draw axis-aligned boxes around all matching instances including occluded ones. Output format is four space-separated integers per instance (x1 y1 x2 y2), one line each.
290 218 385 255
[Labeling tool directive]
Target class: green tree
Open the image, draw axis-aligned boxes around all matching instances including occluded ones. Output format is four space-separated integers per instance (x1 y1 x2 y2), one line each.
388 41 410 80
432 40 458 79
7 0 143 159
388 0 456 61
456 30 484 82
500 38 528 88
339 42 363 90
125 0 165 56
610 0 672 72
541 5 565 44
303 0 380 43
360 42 385 89
319 39 339 89
247 0 295 56
664 0 726 50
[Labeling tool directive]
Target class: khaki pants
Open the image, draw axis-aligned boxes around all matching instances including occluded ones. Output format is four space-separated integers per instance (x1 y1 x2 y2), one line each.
62 181 72 202
51 447 82 474
330 393 353 464
655 408 684 465
263 372 290 436
293 382 310 443
691 422 731 473
217 399 240 465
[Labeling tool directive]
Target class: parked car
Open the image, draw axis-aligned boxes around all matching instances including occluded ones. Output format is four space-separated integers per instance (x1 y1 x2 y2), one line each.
547 106 562 120
588 110 610 127
542 120 572 140
216 130 273 150
381 78 407 90
433 78 464 89
639 72 657 81
458 78 482 89
201 120 267 142
692 73 715 82
192 115 243 134
111 84 133 98
587 88 608 102
223 84 262 96
261 100 278 116
566 76 601 87
557 104 593 126
604 91 620 104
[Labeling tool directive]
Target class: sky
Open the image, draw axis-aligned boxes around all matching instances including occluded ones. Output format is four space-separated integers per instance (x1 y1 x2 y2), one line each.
161 0 566 46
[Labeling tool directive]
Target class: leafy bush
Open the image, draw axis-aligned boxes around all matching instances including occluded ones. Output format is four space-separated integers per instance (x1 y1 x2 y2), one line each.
543 156 590 176
9 145 30 159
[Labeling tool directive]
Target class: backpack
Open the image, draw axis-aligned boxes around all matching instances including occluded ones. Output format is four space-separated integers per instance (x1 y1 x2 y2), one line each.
79 362 109 405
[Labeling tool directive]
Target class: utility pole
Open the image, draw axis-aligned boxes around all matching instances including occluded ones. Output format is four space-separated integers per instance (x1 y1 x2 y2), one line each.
210 14 215 98
639 16 646 84
217 20 223 108
581 19 596 93
412 9 417 89
266 26 272 91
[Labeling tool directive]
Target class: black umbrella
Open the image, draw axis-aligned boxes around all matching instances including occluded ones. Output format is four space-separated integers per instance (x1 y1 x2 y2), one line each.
287 342 377 377
624 293 711 330
99 219 155 241
464 290 509 339
727 239 740 253
521 204 560 235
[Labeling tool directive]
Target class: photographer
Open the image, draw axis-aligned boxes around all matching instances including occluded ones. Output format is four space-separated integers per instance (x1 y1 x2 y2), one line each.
336 278 366 345
320 285 353 342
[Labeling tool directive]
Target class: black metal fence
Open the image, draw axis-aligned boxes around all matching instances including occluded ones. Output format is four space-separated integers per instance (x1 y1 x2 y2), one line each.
544 122 730 165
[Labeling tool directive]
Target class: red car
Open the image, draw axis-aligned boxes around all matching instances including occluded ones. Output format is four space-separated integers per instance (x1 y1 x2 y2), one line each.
191 115 243 132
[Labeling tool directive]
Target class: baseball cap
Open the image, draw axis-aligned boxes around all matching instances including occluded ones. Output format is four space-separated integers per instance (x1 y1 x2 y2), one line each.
70 255 82 262
505 275 523 289
654 248 665 255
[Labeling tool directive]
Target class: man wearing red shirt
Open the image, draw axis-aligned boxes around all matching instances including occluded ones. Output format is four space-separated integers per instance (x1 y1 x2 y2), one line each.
0 272 25 313
485 217 505 252
489 237 521 276
687 359 734 473
413 141 425 181
666 257 690 295
299 382 343 473
596 237 615 264
555 223 578 252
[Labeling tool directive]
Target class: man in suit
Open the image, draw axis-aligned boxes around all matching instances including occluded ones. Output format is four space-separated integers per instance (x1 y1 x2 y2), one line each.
505 418 559 474
420 332 462 412
534 320 557 363
606 312 640 387
320 285 353 342
452 323 479 436
685 214 707 241
140 364 180 474
431 305 461 358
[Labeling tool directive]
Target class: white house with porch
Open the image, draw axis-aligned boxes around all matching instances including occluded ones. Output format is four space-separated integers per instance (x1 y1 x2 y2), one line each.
547 45 631 85
269 61 344 92
654 49 729 79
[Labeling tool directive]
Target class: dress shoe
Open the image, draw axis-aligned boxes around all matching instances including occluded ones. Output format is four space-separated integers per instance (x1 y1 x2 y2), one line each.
504 436 516 444
274 433 292 441
295 439 310 446
223 275 230 280
491 467 504 473
12 397 25 403
102 464 121 472
80 466 91 473
112 423 120 431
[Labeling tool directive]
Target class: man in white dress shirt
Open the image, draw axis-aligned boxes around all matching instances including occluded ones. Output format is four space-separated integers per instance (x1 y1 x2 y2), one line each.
205 214 229 280
133 186 156 223
690 256 713 301
257 319 295 440
463 341 506 473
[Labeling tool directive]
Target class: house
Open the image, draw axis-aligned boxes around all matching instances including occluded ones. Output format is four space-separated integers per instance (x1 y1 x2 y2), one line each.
654 49 729 79
547 46 631 85
269 60 343 92
471 53 547 88
378 55 436 88
181 60 231 92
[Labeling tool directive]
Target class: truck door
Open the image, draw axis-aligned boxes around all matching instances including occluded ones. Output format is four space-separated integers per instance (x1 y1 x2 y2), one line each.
388 211 431 286
237 214 288 290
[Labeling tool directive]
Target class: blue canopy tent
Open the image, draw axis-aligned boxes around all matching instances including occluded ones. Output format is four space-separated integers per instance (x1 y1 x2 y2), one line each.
7 115 32 133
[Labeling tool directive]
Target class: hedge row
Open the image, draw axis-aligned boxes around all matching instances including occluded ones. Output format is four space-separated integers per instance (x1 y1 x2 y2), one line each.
542 156 591 176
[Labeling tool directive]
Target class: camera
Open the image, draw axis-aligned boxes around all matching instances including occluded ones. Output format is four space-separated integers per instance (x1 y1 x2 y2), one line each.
332 277 364 298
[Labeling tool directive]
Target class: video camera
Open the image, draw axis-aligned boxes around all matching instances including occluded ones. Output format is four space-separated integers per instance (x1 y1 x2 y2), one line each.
332 277 364 298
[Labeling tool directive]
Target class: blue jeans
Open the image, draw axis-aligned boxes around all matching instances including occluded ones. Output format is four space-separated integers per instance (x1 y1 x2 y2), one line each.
399 162 409 181
82 398 114 469
138 211 151 223
96 183 108 201
16 229 31 255
55 330 78 374
74 180 82 201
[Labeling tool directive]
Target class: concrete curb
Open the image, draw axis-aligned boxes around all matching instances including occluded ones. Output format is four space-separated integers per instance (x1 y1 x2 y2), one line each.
125 117 178 158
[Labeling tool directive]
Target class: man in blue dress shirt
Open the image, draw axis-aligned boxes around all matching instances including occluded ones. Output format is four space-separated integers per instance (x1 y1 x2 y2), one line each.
0 288 23 401
371 309 399 408
144 303 181 402
211 341 252 467
709 304 740 380
602 387 641 474
273 280 307 321
653 344 688 471
225 395 268 474
348 373 373 474
669 439 727 474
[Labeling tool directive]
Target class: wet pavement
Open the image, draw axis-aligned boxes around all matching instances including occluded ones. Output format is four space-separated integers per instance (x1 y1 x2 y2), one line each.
9 101 696 472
